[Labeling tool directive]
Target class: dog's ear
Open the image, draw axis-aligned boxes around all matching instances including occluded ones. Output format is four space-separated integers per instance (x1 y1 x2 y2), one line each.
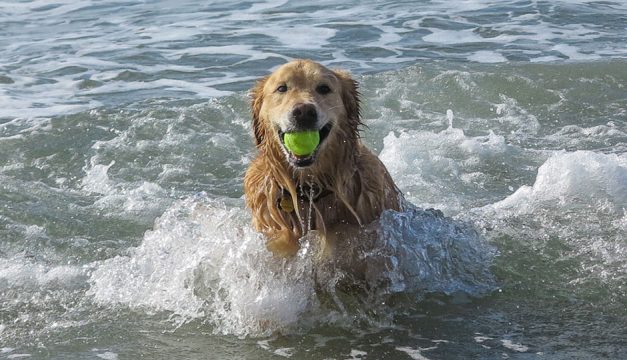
334 70 362 134
251 76 268 146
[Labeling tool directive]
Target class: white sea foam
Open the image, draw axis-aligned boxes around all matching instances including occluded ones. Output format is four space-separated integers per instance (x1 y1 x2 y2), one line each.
247 0 290 13
530 55 563 63
2 1 625 354
234 25 337 50
95 351 119 360
0 73 101 119
379 127 522 213
89 197 316 335
423 29 486 45
347 349 368 359
81 161 116 195
78 157 171 222
467 51 508 63
0 257 87 291
552 44 601 61
475 151 627 286
88 194 495 336
501 339 529 353
484 151 627 216
7 354 32 359
395 346 433 360
543 123 626 160
2 0 626 120
80 79 232 98
165 45 274 61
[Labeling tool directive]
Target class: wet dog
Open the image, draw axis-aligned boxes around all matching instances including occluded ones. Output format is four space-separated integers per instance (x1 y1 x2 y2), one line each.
244 59 401 256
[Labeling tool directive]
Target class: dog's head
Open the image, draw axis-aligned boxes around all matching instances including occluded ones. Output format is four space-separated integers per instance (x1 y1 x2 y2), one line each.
251 59 361 168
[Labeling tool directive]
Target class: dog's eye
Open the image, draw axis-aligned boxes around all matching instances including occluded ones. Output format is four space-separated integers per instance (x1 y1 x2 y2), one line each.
316 84 331 95
276 85 288 93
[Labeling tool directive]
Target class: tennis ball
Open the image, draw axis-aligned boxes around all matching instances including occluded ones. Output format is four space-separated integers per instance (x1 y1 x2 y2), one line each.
283 131 320 156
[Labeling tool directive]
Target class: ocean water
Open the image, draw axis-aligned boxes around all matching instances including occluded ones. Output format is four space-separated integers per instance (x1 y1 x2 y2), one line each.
1 0 626 359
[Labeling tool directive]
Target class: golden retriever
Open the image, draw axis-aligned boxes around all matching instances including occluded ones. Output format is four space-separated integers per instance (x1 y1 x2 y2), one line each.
244 59 401 257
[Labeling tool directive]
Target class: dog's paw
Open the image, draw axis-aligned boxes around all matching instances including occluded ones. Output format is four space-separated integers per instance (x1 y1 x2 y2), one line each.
266 230 300 257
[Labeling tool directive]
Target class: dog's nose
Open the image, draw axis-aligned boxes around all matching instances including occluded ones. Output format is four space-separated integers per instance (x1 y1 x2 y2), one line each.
291 103 317 128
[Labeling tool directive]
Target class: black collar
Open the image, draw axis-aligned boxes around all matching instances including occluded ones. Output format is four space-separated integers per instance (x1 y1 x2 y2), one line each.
282 183 333 203
299 183 332 203
278 183 332 213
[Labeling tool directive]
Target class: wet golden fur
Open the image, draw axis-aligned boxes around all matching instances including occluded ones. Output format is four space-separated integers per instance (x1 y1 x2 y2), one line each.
244 59 401 256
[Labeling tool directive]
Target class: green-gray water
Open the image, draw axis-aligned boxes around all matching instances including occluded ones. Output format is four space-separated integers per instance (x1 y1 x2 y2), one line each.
1 1 626 359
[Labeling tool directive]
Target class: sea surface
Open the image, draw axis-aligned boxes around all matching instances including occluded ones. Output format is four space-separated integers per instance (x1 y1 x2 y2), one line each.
1 0 626 359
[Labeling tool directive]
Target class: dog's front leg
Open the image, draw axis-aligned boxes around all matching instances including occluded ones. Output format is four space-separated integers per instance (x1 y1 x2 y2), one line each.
265 227 301 257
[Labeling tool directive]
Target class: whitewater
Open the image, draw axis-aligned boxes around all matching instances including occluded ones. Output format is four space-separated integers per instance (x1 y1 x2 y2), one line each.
1 1 626 359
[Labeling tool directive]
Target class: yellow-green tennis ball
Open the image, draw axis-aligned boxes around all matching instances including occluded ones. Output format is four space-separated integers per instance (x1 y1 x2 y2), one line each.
283 131 320 156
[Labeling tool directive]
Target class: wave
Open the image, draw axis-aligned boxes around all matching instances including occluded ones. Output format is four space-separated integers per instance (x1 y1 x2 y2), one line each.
88 195 495 337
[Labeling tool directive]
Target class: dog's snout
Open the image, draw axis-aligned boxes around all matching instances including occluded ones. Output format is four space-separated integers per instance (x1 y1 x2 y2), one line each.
291 103 317 129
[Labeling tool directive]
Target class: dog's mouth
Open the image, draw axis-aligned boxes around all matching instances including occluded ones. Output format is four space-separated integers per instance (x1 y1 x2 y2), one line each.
279 123 332 168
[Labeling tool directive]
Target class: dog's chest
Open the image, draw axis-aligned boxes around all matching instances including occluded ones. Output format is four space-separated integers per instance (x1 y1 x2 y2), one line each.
286 190 358 231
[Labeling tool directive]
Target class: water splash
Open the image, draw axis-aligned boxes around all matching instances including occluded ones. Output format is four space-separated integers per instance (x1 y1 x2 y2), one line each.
473 150 627 302
446 109 454 129
89 195 496 337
